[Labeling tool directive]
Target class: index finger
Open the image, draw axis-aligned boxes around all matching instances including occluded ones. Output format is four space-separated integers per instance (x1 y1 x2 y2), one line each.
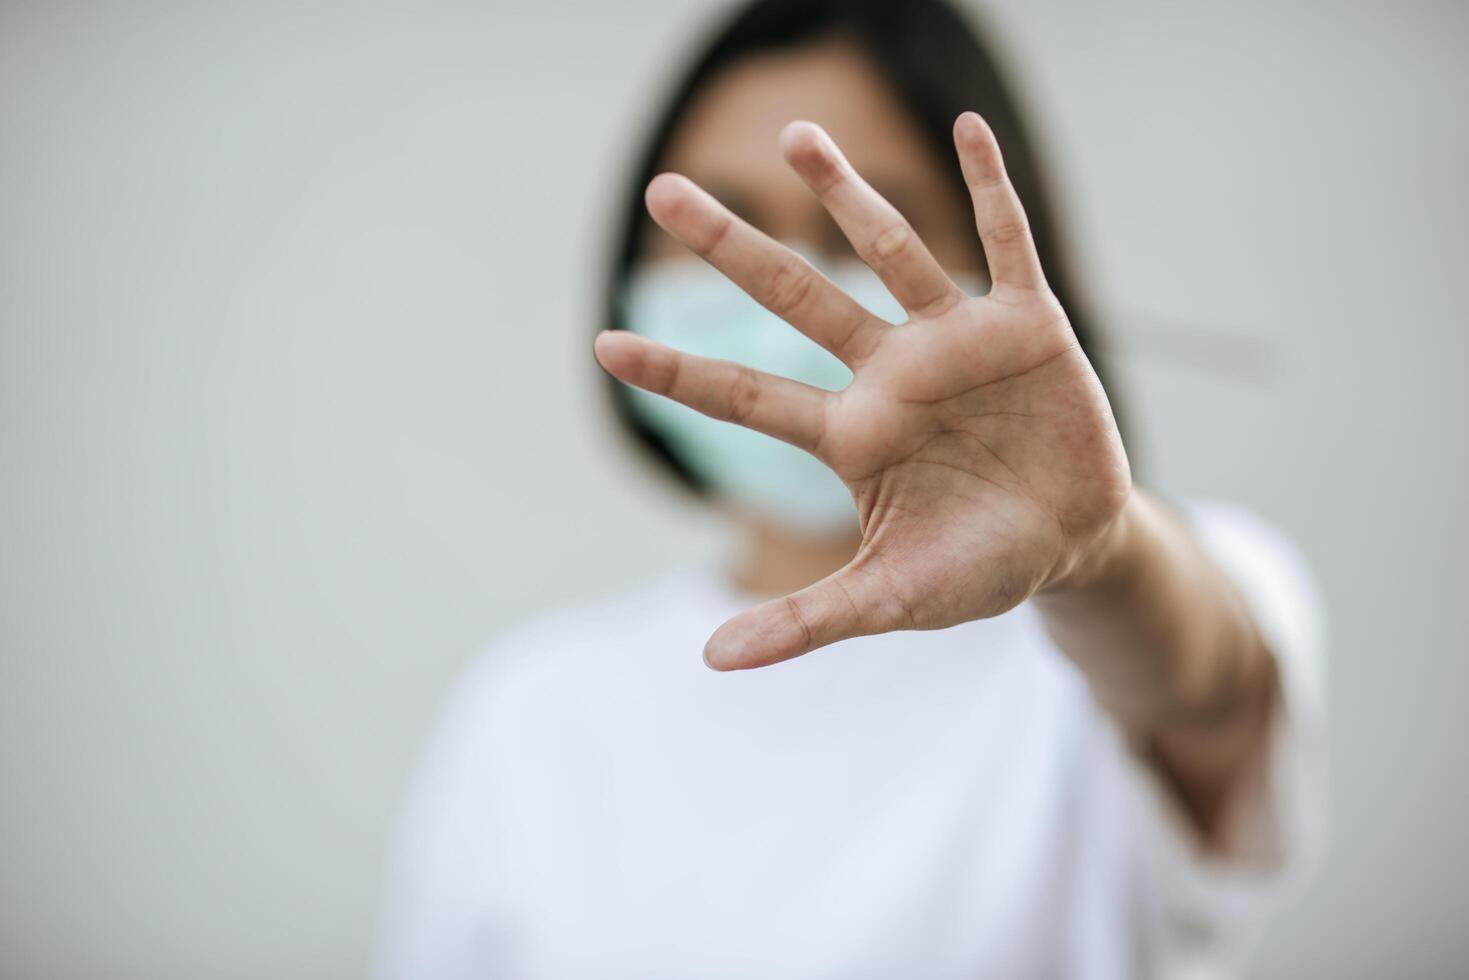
645 174 885 367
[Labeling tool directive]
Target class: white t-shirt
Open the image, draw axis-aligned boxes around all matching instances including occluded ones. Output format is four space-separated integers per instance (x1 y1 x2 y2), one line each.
377 502 1326 979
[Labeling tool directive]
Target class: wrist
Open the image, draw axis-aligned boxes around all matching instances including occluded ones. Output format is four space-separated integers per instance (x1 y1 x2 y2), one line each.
1040 488 1149 598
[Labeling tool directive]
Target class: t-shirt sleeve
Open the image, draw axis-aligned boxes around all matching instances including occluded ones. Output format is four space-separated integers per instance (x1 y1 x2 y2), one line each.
1128 500 1328 969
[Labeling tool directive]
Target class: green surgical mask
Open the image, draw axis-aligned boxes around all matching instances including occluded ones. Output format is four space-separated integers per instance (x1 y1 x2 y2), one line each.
618 256 908 536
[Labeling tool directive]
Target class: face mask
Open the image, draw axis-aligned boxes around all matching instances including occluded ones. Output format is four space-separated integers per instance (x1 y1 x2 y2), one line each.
618 255 911 536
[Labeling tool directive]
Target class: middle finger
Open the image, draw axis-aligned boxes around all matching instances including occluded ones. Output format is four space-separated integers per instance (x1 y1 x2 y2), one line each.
779 121 961 318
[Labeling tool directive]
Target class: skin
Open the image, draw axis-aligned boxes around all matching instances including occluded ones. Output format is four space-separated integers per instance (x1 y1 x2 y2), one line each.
595 40 1277 843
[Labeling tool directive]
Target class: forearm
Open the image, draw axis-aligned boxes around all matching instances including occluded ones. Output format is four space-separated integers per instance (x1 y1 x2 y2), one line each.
1034 490 1278 842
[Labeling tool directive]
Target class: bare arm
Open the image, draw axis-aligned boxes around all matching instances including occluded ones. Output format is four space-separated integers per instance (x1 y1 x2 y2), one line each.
1035 490 1278 842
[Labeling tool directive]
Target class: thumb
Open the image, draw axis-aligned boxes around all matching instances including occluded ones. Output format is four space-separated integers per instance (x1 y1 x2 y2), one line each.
703 560 902 671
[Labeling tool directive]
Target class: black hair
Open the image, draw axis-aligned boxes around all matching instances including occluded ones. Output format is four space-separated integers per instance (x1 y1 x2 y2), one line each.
601 0 1118 492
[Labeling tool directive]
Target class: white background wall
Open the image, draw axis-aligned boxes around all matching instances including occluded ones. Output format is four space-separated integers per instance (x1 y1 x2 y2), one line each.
1 1 1464 976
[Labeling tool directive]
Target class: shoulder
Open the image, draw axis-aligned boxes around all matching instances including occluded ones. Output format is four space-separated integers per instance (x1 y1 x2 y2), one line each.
433 573 703 739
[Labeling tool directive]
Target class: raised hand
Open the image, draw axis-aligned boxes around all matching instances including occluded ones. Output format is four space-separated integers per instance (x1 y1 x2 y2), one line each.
594 112 1132 670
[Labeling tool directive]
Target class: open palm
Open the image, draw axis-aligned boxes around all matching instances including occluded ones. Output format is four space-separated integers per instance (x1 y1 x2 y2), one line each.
595 112 1131 670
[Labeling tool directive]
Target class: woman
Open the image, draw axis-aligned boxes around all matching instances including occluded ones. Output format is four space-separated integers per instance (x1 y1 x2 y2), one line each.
379 1 1325 976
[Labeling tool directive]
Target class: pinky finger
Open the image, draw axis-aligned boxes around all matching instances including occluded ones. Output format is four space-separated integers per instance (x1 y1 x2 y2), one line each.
594 330 831 457
953 111 1047 293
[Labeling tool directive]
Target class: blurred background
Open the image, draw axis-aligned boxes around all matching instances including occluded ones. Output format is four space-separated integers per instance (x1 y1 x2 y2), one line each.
1 0 1465 976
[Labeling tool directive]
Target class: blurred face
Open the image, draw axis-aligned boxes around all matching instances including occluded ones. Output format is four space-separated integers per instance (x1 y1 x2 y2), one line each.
621 37 988 544
644 37 984 281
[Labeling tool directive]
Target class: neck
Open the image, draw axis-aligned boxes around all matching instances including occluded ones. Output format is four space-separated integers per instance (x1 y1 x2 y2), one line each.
729 519 862 598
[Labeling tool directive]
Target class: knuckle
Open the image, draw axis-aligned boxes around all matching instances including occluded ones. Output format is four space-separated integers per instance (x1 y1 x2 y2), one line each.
801 151 844 195
966 172 1007 192
654 348 682 395
866 221 915 265
783 594 815 650
696 212 734 255
724 364 762 424
764 259 814 316
987 219 1031 248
